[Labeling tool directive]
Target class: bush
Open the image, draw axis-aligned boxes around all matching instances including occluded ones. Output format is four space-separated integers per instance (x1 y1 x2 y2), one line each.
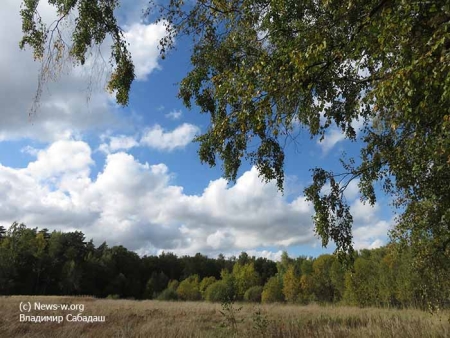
167 279 179 291
199 276 216 299
261 276 284 303
177 275 201 301
106 294 120 300
157 288 179 301
244 286 263 302
205 280 235 302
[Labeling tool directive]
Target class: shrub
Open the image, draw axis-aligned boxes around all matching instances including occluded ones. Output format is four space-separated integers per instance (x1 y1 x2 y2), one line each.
199 276 216 299
244 286 263 302
157 288 179 301
261 276 284 303
167 279 179 291
205 280 235 302
177 275 201 301
106 294 120 300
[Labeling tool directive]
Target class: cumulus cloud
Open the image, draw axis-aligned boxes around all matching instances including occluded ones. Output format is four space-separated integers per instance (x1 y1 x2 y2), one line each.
26 140 93 180
0 0 170 142
353 220 391 250
0 140 392 256
140 123 200 151
350 198 392 249
98 135 139 154
124 22 167 81
351 199 380 224
344 179 360 201
0 140 317 256
98 122 199 153
0 0 129 142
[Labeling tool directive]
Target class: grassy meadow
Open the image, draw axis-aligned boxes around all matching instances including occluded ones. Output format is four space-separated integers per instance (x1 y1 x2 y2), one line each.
0 296 449 338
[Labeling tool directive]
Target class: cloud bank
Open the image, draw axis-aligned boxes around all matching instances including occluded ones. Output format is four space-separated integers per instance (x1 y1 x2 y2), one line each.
0 140 389 256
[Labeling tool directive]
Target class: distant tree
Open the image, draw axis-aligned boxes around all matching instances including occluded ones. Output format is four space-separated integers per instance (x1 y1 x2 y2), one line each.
60 260 82 294
0 222 447 308
0 226 6 241
261 276 284 303
232 262 260 300
159 252 183 280
199 276 216 299
145 272 169 299
330 259 346 302
312 255 336 303
254 257 278 285
300 259 314 276
282 265 301 303
244 286 263 303
167 279 180 291
277 251 293 277
237 252 250 266
344 257 381 307
176 275 201 301
157 288 179 301
220 268 237 300
205 280 234 303
298 274 315 304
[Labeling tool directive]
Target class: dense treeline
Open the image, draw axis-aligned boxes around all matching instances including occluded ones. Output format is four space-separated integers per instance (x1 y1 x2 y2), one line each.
0 223 448 309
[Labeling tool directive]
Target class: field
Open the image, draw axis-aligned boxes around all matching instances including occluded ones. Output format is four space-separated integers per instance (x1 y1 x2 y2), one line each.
0 296 449 337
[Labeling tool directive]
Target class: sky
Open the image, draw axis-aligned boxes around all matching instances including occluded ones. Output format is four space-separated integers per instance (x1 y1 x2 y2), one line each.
0 0 395 261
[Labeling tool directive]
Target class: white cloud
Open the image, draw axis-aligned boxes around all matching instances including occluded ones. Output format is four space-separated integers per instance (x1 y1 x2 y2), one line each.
226 250 285 262
351 199 380 224
0 140 317 256
26 140 93 180
124 22 167 81
109 135 139 151
317 128 346 154
140 123 200 151
246 250 284 262
99 135 139 154
21 146 39 157
98 122 200 154
0 140 393 256
165 109 183 120
206 230 235 250
344 179 360 201
0 0 127 142
316 117 366 154
115 0 150 25
353 220 391 250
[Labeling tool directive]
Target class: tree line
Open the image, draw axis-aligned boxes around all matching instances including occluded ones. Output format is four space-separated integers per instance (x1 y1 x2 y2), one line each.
1 222 448 309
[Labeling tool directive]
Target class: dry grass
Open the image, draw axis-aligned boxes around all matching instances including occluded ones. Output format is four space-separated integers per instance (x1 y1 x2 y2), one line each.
0 296 448 337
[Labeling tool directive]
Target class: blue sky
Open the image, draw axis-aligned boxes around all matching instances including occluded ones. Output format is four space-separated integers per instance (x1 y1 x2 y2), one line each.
0 0 394 260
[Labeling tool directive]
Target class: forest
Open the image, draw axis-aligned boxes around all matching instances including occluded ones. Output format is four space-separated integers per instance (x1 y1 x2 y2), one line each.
1 222 447 310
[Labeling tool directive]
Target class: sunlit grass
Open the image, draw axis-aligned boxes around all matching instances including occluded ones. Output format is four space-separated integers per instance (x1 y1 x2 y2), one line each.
0 296 448 337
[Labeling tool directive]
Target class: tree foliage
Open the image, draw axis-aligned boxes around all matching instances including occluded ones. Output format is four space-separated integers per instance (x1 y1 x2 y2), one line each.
19 0 134 106
261 275 284 303
176 274 201 301
232 262 260 300
204 280 234 303
282 265 301 303
244 285 263 303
